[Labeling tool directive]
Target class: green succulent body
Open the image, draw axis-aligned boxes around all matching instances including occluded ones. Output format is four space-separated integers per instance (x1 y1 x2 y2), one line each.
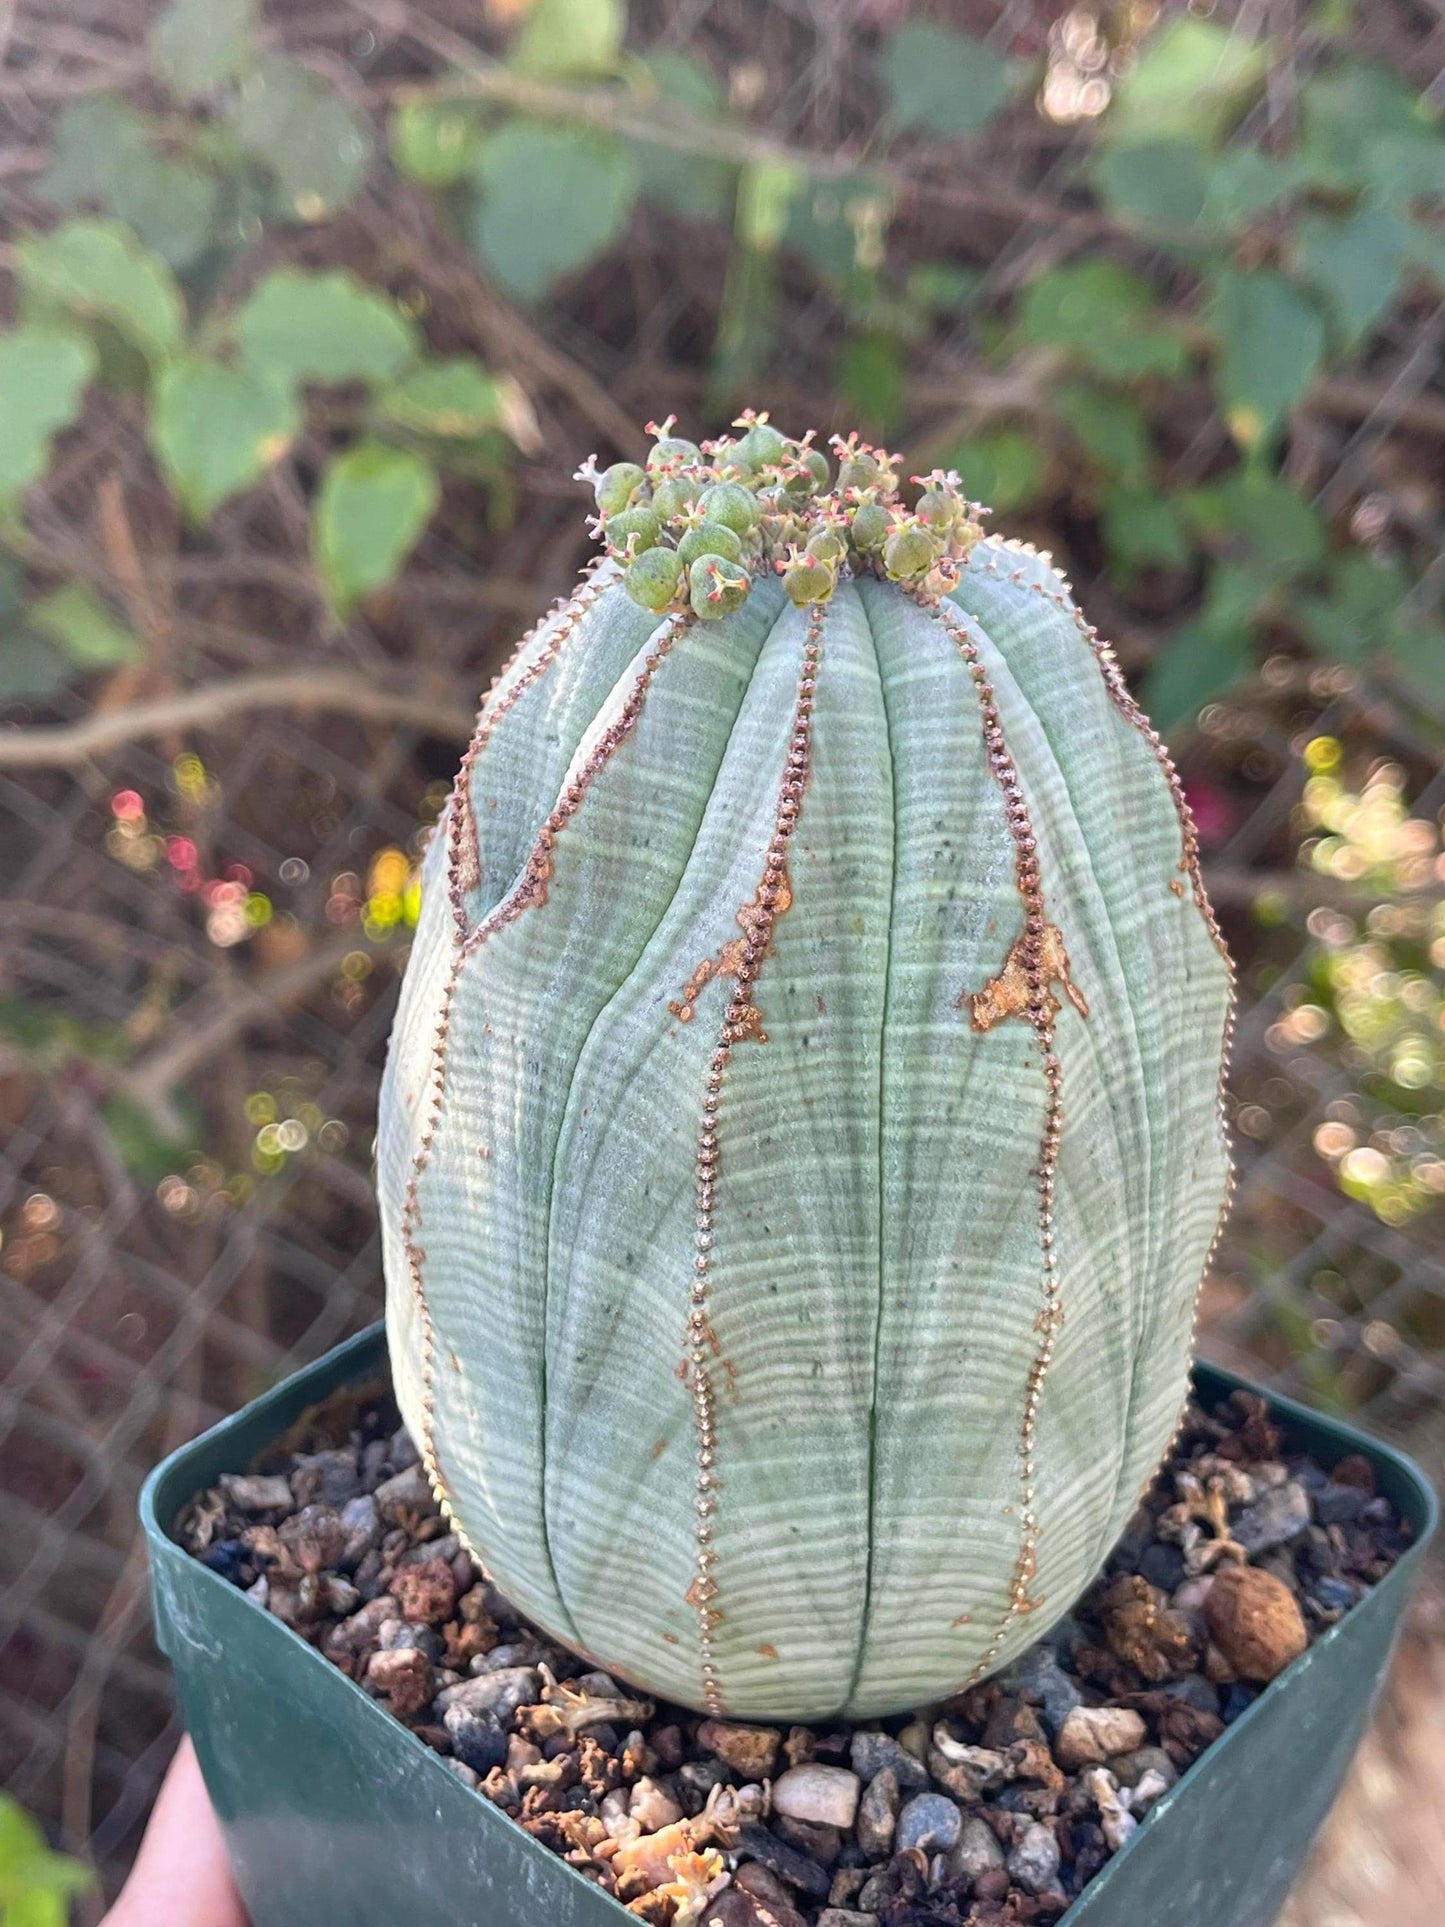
378 417 1233 1720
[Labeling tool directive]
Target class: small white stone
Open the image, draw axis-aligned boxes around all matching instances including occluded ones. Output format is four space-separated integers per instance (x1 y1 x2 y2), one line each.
770 1762 861 1829
1055 1704 1147 1769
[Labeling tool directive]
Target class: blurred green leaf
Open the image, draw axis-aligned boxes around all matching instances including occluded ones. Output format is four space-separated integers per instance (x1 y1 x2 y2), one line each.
1092 139 1209 230
906 263 980 313
15 220 184 363
466 122 638 300
1053 384 1152 486
29 584 143 667
786 174 892 284
234 269 419 389
1144 615 1254 729
39 99 220 270
948 428 1046 513
837 332 905 437
151 359 298 518
1301 63 1444 202
313 441 440 617
1202 146 1305 224
0 1794 94 1926
1108 16 1265 147
1384 622 1445 718
152 0 256 100
378 358 506 438
629 53 732 219
231 55 373 221
1017 260 1187 379
1299 204 1413 344
709 162 799 402
508 0 624 78
881 19 1015 138
1206 266 1326 442
1100 486 1190 570
0 328 96 498
1296 552 1408 660
100 1092 201 1175
1186 470 1326 575
390 99 483 188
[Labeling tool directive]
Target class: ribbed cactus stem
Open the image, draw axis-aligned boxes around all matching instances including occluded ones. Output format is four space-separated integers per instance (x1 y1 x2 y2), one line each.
377 413 1234 1720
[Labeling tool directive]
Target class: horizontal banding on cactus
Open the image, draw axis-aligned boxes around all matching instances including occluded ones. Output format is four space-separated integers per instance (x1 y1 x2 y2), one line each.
377 412 1234 1722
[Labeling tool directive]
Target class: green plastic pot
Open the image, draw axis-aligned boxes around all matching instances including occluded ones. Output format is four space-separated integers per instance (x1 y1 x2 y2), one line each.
142 1323 1436 1927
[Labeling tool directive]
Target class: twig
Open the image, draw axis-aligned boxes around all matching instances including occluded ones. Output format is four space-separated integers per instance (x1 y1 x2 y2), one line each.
0 671 474 768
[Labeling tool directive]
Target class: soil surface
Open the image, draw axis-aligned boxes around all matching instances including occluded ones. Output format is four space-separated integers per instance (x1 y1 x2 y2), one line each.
176 1381 1413 1926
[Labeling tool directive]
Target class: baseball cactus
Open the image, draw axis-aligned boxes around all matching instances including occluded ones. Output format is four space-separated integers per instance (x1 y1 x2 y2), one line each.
377 412 1234 1721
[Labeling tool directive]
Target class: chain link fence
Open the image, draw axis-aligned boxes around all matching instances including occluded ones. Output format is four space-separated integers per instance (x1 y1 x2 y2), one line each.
2 0 1443 1907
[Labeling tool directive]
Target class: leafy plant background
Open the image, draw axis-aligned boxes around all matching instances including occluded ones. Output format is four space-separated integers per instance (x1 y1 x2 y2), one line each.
0 0 1443 1908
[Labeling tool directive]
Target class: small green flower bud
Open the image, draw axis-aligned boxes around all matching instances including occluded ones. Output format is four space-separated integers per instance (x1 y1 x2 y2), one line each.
605 506 661 554
676 520 745 568
736 420 787 469
837 451 881 493
625 545 684 612
688 555 751 619
797 446 831 490
646 436 702 476
699 481 760 536
882 522 940 582
651 475 701 523
916 487 959 531
781 551 837 608
849 501 890 554
594 461 646 517
805 520 848 566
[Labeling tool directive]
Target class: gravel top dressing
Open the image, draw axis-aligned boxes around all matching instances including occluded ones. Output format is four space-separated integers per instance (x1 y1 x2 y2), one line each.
175 1377 1412 1927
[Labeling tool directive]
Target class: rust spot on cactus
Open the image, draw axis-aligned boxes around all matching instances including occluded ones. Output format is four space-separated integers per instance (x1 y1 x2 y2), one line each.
756 1642 780 1660
961 924 1088 1033
1169 876 1186 897
669 864 794 1037
651 1438 668 1460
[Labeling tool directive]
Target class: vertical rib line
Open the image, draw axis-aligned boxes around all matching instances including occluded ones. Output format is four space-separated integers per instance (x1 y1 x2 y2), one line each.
402 609 693 1575
974 539 1236 1505
928 592 1064 1686
683 600 828 1715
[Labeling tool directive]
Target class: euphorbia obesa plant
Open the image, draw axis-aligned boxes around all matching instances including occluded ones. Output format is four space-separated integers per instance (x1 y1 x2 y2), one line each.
377 413 1234 1720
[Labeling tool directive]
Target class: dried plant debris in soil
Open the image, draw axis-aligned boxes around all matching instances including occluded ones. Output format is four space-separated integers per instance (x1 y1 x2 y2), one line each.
177 1386 1411 1927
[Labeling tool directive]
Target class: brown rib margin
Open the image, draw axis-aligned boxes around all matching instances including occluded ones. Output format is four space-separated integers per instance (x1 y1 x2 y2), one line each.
401 605 694 1543
445 556 613 940
974 538 1238 1510
683 599 828 1715
920 589 1065 1685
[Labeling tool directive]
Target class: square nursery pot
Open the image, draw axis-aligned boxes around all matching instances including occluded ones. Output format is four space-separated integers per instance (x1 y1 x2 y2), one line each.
142 1322 1437 1927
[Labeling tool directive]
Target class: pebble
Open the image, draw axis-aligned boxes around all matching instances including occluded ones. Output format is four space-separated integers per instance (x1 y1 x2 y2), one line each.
1139 1542 1186 1592
1313 1481 1368 1526
1205 1564 1308 1682
998 1644 1083 1737
818 1913 873 1927
364 1646 434 1717
392 1555 459 1626
373 1463 434 1523
698 1719 780 1781
855 1765 898 1856
848 1729 930 1790
443 1705 508 1774
218 1472 293 1513
895 1791 961 1855
1007 1819 1062 1895
1233 1481 1311 1555
1110 1746 1178 1794
1309 1576 1359 1614
735 1823 831 1899
771 1764 861 1830
946 1814 1006 1887
434 1666 539 1722
1055 1705 1147 1769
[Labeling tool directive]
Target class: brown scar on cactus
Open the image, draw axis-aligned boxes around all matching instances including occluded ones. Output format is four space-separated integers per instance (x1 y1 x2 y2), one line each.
962 923 1090 1033
670 864 794 1035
